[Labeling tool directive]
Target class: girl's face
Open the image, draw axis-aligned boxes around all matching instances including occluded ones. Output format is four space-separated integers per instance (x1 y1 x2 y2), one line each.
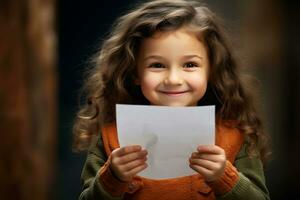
136 27 209 107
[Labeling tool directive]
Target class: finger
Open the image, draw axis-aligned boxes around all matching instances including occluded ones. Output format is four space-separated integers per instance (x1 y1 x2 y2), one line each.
115 145 142 157
197 145 224 155
191 152 220 162
189 158 216 170
122 157 148 171
118 149 148 164
125 163 148 177
189 164 212 177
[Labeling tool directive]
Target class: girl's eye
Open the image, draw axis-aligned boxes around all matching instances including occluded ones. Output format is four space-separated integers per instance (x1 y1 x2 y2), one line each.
149 63 164 68
184 62 198 68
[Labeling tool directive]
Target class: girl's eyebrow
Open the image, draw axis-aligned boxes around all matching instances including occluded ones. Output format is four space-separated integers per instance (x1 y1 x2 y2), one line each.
143 55 164 61
143 54 203 61
182 55 203 60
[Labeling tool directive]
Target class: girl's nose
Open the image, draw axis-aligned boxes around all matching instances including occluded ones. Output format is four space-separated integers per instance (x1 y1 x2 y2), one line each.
164 68 183 86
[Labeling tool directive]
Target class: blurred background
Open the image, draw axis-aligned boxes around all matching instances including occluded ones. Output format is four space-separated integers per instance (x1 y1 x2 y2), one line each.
1 0 299 199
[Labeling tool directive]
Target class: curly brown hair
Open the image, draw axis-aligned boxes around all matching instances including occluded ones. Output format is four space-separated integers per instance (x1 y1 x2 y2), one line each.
73 0 270 165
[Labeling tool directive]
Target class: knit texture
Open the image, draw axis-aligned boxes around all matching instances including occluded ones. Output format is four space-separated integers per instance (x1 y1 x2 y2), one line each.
99 122 244 200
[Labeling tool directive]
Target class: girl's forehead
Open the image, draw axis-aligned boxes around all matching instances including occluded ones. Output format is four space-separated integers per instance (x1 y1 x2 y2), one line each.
138 27 207 55
150 27 199 40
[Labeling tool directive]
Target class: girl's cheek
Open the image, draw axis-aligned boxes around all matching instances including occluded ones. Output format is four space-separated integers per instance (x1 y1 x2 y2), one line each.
189 76 208 90
141 73 161 88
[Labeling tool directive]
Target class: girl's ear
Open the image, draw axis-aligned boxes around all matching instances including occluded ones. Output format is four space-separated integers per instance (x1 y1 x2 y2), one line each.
134 77 140 85
133 73 140 85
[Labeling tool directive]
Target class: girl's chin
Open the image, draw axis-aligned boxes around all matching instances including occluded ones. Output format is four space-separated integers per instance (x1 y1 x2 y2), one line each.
150 102 197 107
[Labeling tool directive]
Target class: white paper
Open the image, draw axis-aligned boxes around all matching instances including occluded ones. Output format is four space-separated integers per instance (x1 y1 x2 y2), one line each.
116 104 215 179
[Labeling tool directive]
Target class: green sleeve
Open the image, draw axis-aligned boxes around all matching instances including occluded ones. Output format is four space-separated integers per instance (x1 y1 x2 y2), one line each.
217 145 270 200
78 136 123 200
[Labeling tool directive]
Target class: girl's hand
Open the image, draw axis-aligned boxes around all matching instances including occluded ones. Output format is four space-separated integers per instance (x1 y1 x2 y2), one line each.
110 145 148 182
189 145 226 182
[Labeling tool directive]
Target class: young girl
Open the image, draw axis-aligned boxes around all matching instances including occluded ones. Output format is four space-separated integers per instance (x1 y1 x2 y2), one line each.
73 0 270 199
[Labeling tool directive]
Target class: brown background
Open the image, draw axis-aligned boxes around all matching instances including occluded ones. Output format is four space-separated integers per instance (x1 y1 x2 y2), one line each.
1 0 299 199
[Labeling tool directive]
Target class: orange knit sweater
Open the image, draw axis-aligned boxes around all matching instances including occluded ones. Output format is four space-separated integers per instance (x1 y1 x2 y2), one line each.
99 123 244 200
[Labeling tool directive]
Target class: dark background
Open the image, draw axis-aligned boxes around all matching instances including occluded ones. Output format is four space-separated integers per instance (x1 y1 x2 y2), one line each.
57 0 300 199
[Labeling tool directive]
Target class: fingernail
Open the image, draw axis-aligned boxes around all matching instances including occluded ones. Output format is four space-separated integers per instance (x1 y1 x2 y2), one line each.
135 146 141 150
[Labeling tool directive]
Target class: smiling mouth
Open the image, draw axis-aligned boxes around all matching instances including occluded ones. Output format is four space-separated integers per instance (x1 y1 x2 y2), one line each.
160 91 188 96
